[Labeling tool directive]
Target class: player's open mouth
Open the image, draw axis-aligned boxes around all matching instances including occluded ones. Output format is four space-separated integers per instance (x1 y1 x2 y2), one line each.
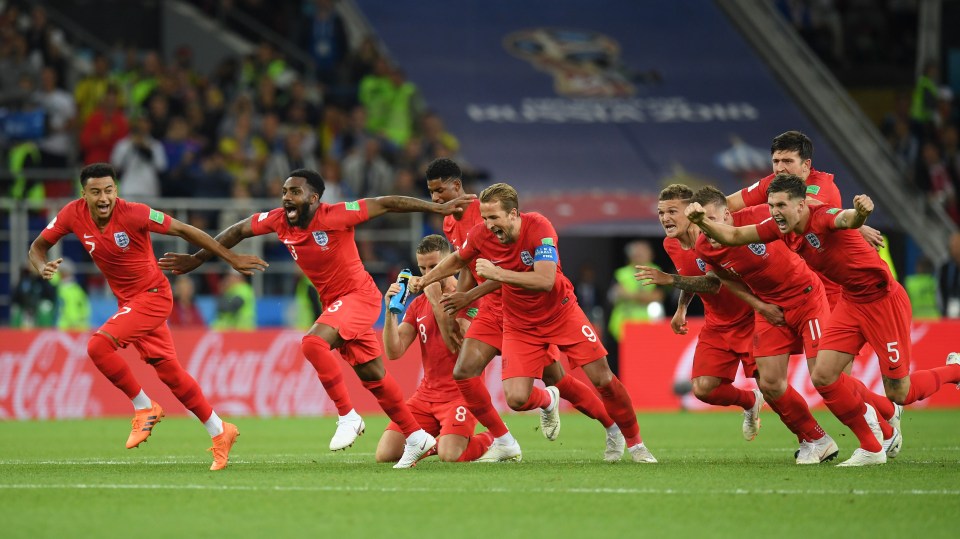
773 216 787 229
663 223 676 233
492 227 505 241
284 206 298 220
96 203 111 215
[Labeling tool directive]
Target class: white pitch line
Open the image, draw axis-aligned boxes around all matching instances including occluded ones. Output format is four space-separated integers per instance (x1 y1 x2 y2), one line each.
0 484 957 496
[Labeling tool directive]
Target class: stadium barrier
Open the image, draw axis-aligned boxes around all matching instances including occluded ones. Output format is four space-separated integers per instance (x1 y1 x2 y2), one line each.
5 320 960 420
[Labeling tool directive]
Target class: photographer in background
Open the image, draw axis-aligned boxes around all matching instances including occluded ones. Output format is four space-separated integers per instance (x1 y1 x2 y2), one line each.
110 113 167 200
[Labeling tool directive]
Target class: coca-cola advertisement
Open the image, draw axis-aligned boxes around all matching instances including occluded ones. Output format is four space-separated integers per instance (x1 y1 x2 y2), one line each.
619 320 960 410
0 329 512 420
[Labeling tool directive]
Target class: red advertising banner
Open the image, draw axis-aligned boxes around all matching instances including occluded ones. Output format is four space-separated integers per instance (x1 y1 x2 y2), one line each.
0 329 516 420
619 319 960 410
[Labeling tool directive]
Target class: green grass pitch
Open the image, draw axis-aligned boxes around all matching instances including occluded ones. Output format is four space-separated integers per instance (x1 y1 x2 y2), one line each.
1 409 957 539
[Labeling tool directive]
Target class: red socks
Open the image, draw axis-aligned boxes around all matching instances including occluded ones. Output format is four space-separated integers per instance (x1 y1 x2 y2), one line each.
816 373 882 452
700 383 756 410
768 385 824 443
554 374 614 428
457 431 495 462
362 372 420 436
149 356 214 422
302 335 354 415
455 377 509 438
596 377 641 446
87 333 142 399
513 386 552 411
847 376 893 438
903 365 960 404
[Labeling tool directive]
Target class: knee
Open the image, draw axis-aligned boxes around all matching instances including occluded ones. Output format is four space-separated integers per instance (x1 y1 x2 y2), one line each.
437 446 461 462
757 377 785 399
692 377 720 400
374 449 394 463
87 333 115 357
810 368 838 388
505 389 531 411
884 382 908 404
453 356 484 380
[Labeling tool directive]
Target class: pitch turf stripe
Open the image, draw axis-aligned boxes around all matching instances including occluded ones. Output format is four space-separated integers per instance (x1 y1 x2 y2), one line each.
0 484 958 496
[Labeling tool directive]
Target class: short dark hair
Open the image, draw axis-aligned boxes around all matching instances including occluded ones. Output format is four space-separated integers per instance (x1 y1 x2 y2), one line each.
425 158 462 182
766 173 807 200
771 131 813 161
80 163 117 187
659 184 694 202
289 168 325 199
691 186 727 207
416 234 451 256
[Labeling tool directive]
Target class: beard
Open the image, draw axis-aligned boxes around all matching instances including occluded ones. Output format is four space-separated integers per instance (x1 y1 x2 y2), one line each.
285 201 313 228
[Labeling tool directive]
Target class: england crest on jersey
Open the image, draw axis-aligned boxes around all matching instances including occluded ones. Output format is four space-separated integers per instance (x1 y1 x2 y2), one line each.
805 233 821 249
748 242 767 256
312 231 329 246
114 232 129 248
520 250 534 266
696 258 707 273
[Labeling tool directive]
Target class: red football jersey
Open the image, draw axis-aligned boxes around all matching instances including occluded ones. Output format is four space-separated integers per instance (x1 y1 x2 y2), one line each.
458 212 576 332
740 169 842 208
401 293 477 402
41 198 171 303
443 198 503 311
250 200 377 306
696 206 822 309
663 236 753 330
757 204 893 303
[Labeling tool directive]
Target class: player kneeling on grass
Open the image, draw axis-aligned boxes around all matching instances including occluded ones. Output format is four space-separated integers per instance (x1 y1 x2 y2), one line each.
375 235 496 464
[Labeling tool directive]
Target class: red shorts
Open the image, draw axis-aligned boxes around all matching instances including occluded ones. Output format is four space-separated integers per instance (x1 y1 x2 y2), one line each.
693 321 756 381
501 305 606 379
317 285 382 365
99 285 177 361
820 284 912 379
463 303 562 362
385 393 477 438
753 293 831 360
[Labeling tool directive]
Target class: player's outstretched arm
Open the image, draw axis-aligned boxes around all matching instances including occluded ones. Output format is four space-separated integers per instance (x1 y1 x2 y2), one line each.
364 194 477 220
164 218 268 276
28 236 63 281
476 258 556 291
410 251 468 293
382 283 417 360
833 194 873 230
160 217 258 274
635 265 721 294
726 190 747 212
685 202 760 246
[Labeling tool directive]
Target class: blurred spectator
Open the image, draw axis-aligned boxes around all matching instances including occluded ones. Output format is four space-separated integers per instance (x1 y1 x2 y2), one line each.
169 275 206 327
110 113 168 200
911 61 940 126
212 272 256 330
54 258 91 331
300 0 349 86
607 240 665 342
263 130 319 189
282 78 322 126
905 256 939 321
32 66 76 168
189 150 235 224
79 84 128 164
241 42 290 91
146 94 171 139
254 75 281 116
161 115 202 197
887 117 918 178
319 158 351 203
0 33 37 104
292 275 323 329
420 110 460 158
938 232 960 318
130 50 162 110
343 35 380 88
11 263 56 329
218 108 268 187
916 141 960 224
342 137 393 198
74 53 115 121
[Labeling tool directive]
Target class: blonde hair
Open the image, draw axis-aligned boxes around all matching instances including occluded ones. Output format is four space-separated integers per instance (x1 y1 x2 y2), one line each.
479 182 519 213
